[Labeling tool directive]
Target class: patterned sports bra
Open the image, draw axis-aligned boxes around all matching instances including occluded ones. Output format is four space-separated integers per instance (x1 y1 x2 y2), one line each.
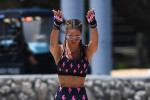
57 45 89 77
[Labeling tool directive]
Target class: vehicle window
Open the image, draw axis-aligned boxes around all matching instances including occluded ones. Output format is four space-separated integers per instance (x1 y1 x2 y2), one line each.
22 16 54 54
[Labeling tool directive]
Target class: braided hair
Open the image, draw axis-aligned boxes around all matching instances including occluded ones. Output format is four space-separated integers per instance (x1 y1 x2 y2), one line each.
64 19 83 56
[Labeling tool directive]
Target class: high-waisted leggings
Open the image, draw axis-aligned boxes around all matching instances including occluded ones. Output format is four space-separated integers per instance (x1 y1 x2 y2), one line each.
54 86 88 100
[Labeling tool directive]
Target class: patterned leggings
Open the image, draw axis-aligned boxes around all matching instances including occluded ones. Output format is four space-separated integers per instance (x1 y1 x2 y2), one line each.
54 86 88 100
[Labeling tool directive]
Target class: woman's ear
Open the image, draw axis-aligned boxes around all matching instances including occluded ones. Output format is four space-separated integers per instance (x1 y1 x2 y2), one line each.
65 39 68 43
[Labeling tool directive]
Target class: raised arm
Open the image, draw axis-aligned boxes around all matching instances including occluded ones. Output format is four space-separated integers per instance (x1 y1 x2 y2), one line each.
50 10 63 64
86 8 99 60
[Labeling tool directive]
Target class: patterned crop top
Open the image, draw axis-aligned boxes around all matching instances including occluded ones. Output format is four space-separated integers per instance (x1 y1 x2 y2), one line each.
56 45 89 77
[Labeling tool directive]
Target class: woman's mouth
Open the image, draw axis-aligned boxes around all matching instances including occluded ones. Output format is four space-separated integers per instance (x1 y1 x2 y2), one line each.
72 42 76 45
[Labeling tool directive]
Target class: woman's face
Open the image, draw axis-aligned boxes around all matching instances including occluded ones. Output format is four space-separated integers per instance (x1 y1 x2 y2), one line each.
66 29 82 47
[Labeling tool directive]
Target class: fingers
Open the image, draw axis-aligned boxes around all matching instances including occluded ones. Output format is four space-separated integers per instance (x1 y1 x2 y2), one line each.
86 8 95 23
52 9 63 18
59 11 63 18
53 9 63 22
57 10 61 17
86 8 95 18
52 10 56 16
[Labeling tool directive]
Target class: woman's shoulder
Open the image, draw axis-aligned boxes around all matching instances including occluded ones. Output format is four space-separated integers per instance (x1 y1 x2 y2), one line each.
82 44 88 49
81 44 88 54
81 44 87 47
82 44 91 63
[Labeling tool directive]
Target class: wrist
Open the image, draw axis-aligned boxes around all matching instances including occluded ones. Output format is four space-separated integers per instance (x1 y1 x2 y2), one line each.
53 21 62 30
53 16 63 30
53 25 60 30
88 13 97 28
90 19 97 28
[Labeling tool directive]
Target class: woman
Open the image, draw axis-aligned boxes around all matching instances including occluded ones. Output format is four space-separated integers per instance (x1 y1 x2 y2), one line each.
50 8 98 100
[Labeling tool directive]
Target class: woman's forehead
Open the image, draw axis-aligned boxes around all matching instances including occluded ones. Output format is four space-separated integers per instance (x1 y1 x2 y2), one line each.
67 29 81 35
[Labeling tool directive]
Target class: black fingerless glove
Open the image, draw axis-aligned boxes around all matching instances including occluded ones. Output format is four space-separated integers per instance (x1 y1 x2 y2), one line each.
53 17 63 30
88 13 97 28
90 19 97 28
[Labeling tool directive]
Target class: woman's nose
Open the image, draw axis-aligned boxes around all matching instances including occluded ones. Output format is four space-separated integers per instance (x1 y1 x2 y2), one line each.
72 39 76 42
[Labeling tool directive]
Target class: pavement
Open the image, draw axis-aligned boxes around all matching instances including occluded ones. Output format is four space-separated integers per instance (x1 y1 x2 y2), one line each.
111 68 150 77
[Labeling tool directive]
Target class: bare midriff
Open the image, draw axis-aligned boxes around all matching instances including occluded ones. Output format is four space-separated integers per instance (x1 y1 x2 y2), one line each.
58 75 85 88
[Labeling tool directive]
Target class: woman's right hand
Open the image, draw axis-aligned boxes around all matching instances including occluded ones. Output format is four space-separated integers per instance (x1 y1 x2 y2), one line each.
52 10 63 22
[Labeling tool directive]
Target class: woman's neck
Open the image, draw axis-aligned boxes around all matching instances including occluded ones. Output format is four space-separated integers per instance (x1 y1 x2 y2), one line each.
66 43 79 53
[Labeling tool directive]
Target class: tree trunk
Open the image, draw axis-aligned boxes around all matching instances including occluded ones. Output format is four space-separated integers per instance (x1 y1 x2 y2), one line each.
136 32 150 67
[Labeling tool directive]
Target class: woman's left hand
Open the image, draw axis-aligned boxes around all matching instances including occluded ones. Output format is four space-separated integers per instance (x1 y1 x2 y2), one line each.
86 8 95 23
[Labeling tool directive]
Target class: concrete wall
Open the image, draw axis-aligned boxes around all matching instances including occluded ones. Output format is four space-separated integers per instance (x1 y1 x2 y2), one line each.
0 75 150 100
